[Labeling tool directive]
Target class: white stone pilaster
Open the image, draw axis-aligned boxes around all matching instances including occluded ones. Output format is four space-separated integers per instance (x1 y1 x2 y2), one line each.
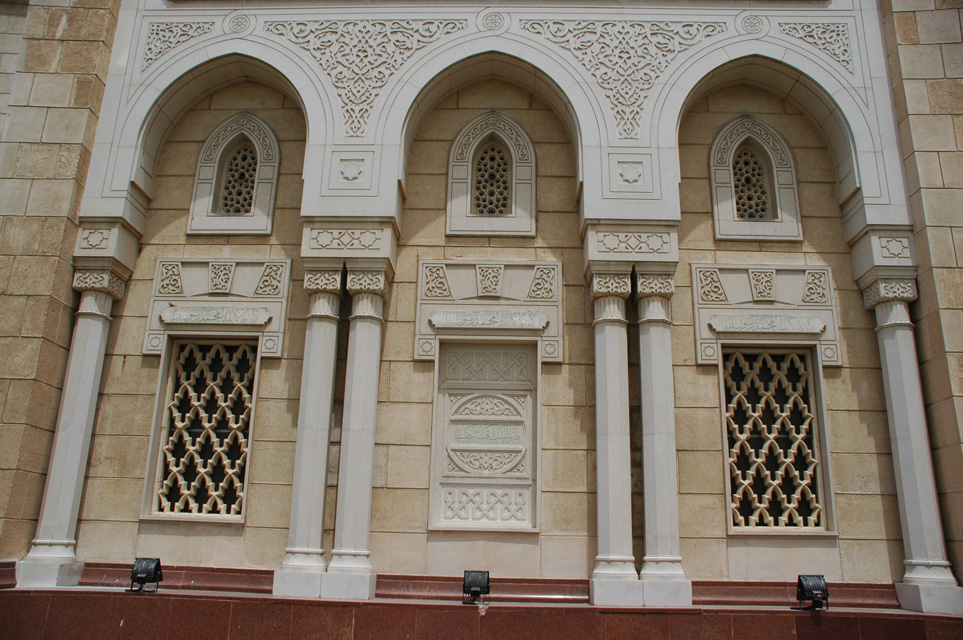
588 268 643 606
18 270 125 587
635 273 691 606
273 269 342 598
320 265 389 601
863 278 963 614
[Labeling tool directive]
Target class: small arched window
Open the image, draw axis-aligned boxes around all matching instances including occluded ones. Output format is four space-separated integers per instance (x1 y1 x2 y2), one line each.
189 113 279 235
710 116 801 241
447 111 535 236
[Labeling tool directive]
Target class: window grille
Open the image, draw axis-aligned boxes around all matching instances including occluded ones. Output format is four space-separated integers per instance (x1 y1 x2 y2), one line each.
473 141 511 216
733 144 772 220
723 350 823 528
218 141 258 214
156 342 257 516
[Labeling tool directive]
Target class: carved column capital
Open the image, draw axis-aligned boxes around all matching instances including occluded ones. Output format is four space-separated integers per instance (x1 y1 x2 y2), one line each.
304 269 343 295
636 273 675 298
346 269 389 299
862 278 917 310
72 269 126 300
590 272 631 301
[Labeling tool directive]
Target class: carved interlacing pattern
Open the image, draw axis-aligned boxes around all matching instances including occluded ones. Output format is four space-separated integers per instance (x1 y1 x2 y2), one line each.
447 349 530 382
476 266 502 295
724 351 822 528
473 142 511 216
210 263 235 292
254 264 285 296
749 270 775 300
443 488 527 522
455 114 531 162
264 20 467 136
158 263 183 295
636 273 674 297
347 270 388 296
450 451 523 474
310 228 382 250
697 269 727 303
202 117 274 163
802 271 829 304
520 20 726 138
527 267 556 299
734 146 772 220
73 269 125 299
715 119 790 167
597 232 670 254
156 343 257 516
862 278 917 309
218 142 258 214
424 265 452 298
454 396 520 417
304 270 342 293
779 22 852 72
143 22 214 70
591 273 631 298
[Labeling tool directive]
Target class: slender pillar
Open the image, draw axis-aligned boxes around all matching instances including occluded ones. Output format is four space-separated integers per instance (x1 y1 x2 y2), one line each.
863 278 963 614
19 270 125 587
273 270 343 597
635 273 691 606
321 266 389 600
588 269 643 606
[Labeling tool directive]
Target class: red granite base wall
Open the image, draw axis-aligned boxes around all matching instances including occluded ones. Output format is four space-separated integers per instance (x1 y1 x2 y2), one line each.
1 590 960 640
0 562 15 589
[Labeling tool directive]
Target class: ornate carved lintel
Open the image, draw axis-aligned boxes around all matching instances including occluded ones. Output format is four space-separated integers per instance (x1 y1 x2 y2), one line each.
73 269 126 300
862 278 917 310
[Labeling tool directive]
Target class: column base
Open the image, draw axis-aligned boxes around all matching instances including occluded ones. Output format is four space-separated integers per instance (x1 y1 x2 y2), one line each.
273 569 323 598
590 578 643 606
320 571 376 600
17 559 84 588
641 579 692 607
896 582 963 614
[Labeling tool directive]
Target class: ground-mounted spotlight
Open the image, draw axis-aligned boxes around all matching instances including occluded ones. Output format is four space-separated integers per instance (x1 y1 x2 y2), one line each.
463 570 490 604
795 574 829 610
127 557 163 593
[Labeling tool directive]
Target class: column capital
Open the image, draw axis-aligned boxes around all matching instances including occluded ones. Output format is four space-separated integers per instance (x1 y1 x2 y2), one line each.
862 277 917 310
346 268 389 299
304 269 343 295
636 272 675 298
590 272 631 301
72 269 126 300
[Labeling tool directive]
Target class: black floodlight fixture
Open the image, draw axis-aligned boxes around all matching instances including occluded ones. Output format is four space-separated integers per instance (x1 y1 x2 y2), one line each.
796 574 829 610
463 570 490 604
128 557 163 593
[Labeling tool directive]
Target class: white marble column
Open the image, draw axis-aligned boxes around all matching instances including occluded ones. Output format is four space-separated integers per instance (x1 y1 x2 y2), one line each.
863 278 963 614
635 273 691 606
274 269 343 597
320 267 388 600
19 270 125 587
589 270 643 606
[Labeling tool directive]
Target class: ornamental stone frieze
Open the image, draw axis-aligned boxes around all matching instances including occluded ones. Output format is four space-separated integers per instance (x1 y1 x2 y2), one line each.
690 264 841 366
302 222 397 264
143 259 292 357
415 261 563 362
583 224 678 266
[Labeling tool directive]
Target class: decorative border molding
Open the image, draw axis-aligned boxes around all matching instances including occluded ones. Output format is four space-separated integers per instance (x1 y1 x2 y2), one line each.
691 264 841 366
520 20 726 139
264 19 468 136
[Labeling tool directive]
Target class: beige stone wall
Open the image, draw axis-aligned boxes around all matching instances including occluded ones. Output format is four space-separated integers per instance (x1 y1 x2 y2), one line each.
373 80 591 578
74 82 308 568
882 0 963 579
0 0 117 560
672 84 903 582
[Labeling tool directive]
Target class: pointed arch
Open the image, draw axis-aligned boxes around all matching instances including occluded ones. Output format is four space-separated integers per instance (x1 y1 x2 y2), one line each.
447 111 536 236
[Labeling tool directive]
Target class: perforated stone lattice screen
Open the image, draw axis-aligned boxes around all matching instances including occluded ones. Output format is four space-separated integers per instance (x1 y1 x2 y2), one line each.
218 141 258 214
473 141 511 216
156 342 257 517
733 145 771 220
723 350 823 529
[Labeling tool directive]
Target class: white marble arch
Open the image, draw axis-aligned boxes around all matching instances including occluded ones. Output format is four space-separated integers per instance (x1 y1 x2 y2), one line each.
376 44 606 215
649 46 910 237
81 43 332 244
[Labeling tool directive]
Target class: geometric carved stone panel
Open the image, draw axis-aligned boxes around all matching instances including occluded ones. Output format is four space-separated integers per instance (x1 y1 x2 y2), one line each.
430 343 537 531
415 260 562 362
143 258 291 358
691 264 840 366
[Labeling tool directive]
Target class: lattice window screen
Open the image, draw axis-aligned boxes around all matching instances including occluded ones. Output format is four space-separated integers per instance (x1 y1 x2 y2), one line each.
472 140 511 216
156 342 257 516
723 350 823 528
218 140 258 214
733 144 772 220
